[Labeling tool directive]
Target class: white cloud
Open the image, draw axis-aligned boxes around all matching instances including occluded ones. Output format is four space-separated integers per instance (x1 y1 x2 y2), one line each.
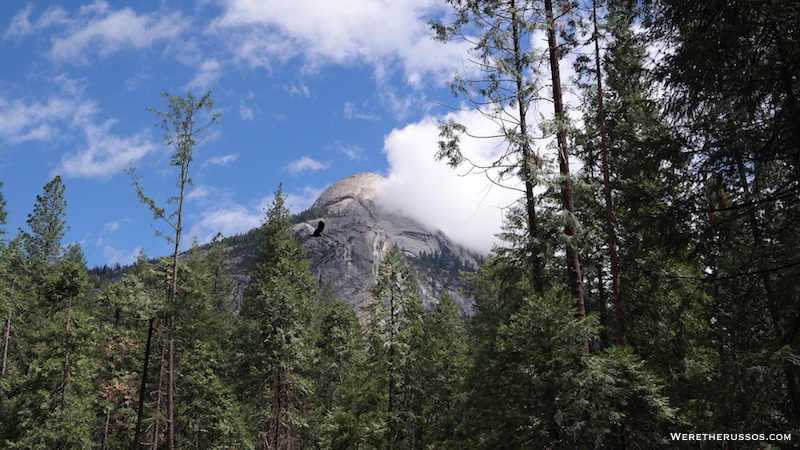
239 100 254 120
103 244 142 266
185 59 223 91
187 203 263 245
343 102 378 121
44 1 188 63
286 82 312 98
57 119 157 179
103 219 124 233
283 156 330 174
214 0 470 87
379 110 525 255
330 141 366 161
0 78 157 179
286 186 325 213
187 185 211 200
204 154 238 167
95 218 129 246
0 96 81 143
4 4 69 39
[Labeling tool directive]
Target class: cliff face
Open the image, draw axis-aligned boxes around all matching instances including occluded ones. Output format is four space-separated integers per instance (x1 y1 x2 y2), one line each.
291 172 480 316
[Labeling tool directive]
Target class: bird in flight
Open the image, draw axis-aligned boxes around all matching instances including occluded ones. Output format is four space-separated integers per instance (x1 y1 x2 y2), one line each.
311 220 325 237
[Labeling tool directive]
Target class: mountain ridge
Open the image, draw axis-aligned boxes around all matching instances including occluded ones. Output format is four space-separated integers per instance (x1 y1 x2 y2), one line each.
89 172 483 316
292 172 481 316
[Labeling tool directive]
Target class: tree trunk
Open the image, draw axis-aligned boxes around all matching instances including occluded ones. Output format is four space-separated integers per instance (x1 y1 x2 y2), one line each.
0 306 11 407
544 0 586 316
166 163 187 450
60 294 73 410
153 340 167 450
167 334 175 450
511 0 544 294
134 317 156 450
592 0 626 347
102 408 111 450
387 290 396 450
736 156 800 423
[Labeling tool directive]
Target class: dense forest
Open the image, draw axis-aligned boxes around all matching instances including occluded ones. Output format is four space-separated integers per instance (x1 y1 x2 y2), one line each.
1 0 799 448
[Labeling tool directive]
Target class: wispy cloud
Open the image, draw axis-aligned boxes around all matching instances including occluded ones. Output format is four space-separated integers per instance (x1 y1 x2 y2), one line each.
187 203 263 244
204 154 239 167
239 100 254 120
286 185 325 213
95 218 126 245
283 156 330 174
102 244 142 266
57 119 157 179
329 140 366 161
185 58 223 91
286 82 312 98
0 96 83 143
4 4 69 40
0 75 157 179
343 101 378 121
187 185 211 200
9 1 190 63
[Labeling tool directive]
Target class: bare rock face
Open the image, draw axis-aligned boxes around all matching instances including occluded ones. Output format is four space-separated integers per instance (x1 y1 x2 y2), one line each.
293 172 479 316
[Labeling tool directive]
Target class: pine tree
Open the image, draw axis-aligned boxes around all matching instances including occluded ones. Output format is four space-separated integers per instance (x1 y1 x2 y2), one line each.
652 0 800 430
20 176 67 283
313 293 367 449
434 0 586 312
419 293 468 447
0 182 7 242
432 0 547 293
235 186 317 449
95 250 164 449
364 245 425 449
3 242 102 449
173 238 251 449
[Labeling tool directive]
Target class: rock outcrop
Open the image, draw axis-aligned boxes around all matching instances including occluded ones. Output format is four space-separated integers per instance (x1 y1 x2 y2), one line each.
292 172 480 316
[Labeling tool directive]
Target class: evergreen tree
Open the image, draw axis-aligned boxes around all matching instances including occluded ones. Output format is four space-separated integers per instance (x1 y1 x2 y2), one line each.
432 0 547 293
94 250 163 449
3 243 102 449
461 253 675 448
364 245 425 449
652 0 800 430
313 294 367 449
173 238 251 449
0 181 7 241
20 176 67 283
434 0 586 312
235 186 317 449
418 293 468 447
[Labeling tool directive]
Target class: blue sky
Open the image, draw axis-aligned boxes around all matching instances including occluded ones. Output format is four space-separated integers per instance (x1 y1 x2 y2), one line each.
0 0 533 267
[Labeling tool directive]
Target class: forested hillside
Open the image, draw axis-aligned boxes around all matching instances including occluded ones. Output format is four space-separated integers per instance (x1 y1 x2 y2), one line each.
1 0 799 448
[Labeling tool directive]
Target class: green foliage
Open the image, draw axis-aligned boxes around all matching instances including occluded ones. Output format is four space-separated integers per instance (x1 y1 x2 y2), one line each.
20 176 68 280
290 206 330 225
0 181 8 240
418 293 469 447
362 245 429 448
235 185 318 448
2 1 800 445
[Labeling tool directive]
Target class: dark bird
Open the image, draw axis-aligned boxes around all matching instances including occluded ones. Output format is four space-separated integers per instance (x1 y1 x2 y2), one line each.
311 220 325 237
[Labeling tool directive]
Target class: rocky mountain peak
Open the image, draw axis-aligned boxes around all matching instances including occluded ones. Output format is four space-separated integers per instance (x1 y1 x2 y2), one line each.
311 172 385 212
294 172 480 316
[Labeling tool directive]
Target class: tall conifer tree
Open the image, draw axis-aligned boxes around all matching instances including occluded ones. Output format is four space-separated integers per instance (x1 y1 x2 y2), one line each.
236 186 317 449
